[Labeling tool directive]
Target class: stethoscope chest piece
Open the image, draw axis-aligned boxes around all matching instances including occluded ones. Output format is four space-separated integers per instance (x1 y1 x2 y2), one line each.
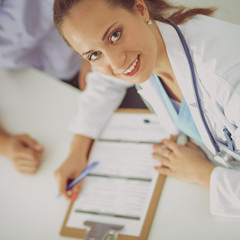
213 151 235 169
213 150 240 170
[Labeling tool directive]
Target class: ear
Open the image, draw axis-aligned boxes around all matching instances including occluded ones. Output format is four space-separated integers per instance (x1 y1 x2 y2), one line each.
134 0 149 18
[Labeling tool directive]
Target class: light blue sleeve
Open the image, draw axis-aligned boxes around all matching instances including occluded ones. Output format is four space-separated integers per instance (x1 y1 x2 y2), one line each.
0 0 81 79
0 0 39 68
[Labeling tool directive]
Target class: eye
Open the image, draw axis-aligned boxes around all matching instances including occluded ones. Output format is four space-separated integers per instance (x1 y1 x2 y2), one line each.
109 30 122 44
88 51 101 61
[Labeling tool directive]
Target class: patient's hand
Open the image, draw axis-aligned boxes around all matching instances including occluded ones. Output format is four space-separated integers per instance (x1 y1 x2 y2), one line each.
2 134 43 174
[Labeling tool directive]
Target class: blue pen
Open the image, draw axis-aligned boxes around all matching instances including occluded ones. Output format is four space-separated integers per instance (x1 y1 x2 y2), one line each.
57 161 99 197
66 161 99 190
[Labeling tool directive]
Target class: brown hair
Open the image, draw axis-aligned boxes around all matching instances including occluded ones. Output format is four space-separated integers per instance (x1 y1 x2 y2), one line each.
54 0 216 37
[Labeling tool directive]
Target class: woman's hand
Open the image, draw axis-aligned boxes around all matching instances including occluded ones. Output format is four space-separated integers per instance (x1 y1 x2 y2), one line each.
152 138 216 188
54 154 88 201
54 134 93 201
3 134 43 174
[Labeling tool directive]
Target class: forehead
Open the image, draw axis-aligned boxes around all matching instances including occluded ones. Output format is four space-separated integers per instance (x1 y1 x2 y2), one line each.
62 0 134 53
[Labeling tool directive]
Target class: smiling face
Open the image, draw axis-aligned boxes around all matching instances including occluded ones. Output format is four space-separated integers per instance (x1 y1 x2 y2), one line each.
62 0 161 84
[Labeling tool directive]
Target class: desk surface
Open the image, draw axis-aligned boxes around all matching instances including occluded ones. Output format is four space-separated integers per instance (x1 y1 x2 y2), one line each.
0 68 239 240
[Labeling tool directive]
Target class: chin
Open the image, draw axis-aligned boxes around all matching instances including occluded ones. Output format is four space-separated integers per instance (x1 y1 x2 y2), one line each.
135 73 152 84
123 77 149 85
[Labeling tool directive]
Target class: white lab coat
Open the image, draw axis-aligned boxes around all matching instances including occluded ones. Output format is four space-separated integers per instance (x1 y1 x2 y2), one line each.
138 15 240 218
70 15 240 218
68 68 131 138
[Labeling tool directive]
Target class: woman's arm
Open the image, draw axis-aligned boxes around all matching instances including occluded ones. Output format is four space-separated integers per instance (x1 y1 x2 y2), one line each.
54 134 93 200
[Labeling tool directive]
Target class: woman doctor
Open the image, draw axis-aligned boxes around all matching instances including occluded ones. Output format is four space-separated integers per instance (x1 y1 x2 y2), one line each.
53 0 240 218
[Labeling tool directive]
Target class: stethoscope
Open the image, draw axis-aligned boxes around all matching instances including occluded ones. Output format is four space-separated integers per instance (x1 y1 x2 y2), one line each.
166 19 240 169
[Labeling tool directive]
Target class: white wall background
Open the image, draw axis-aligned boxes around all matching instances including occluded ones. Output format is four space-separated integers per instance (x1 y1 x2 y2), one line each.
168 0 240 24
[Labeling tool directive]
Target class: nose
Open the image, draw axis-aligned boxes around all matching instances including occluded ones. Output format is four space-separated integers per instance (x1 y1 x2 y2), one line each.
104 47 126 74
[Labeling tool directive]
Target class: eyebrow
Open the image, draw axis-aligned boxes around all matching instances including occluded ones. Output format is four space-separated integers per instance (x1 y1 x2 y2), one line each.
102 22 118 41
82 22 118 57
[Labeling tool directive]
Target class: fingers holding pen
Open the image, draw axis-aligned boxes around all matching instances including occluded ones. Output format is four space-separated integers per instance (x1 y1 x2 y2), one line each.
55 171 83 201
54 158 86 201
71 183 82 202
54 169 71 199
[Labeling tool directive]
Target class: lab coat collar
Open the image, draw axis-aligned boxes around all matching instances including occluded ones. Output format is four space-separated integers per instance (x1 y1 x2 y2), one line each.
153 20 216 153
155 21 195 104
137 75 179 134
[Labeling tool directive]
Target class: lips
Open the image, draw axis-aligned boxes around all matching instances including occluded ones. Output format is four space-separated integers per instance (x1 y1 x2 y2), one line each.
122 55 140 77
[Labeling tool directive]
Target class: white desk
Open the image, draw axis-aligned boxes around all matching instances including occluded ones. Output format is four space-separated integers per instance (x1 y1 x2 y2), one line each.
0 68 239 240
0 68 78 240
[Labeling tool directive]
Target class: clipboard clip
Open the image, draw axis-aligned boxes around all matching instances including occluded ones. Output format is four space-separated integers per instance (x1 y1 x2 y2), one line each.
84 221 124 240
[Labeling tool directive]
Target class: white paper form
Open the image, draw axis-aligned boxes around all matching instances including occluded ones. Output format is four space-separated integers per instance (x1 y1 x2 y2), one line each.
66 112 170 236
99 112 169 142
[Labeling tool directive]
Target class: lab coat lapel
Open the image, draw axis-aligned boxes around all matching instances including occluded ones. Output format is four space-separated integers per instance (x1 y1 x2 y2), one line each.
137 75 179 134
156 21 216 153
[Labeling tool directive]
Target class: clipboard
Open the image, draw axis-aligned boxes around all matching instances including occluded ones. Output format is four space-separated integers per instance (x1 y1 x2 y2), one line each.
60 109 167 240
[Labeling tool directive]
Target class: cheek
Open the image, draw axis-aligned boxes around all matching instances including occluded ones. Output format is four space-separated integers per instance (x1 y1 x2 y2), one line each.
130 23 153 48
94 63 113 77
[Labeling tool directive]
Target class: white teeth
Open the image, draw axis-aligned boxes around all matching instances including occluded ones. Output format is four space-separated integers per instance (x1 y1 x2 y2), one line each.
123 56 139 74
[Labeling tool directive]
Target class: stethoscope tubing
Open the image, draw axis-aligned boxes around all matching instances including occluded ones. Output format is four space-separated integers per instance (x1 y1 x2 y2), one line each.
166 19 221 153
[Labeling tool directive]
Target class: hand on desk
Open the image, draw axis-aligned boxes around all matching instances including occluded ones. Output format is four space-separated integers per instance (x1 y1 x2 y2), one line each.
152 138 216 188
0 132 43 174
54 134 93 201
